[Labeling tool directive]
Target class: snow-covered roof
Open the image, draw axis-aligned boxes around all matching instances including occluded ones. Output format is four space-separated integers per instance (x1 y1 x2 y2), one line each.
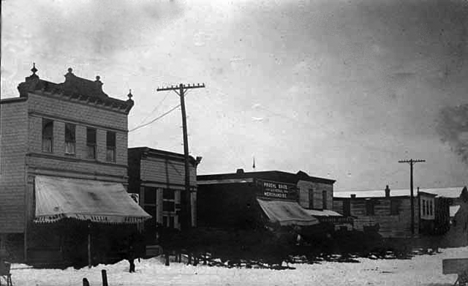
334 187 465 199
422 187 465 198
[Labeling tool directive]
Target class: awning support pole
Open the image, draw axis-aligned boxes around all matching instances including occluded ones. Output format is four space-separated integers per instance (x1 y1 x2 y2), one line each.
88 220 92 268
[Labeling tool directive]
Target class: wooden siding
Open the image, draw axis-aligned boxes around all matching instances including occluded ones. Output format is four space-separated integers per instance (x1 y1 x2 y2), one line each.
333 197 421 238
140 157 197 187
0 101 28 233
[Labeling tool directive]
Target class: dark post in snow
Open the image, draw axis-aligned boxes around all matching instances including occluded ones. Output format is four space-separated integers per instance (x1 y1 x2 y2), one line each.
101 269 108 286
88 220 92 268
399 159 426 236
157 83 205 230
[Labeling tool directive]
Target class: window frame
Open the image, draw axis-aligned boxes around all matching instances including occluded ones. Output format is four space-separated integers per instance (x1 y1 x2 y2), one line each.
162 189 180 229
86 127 97 159
42 119 54 153
106 131 116 162
64 123 76 156
308 189 314 209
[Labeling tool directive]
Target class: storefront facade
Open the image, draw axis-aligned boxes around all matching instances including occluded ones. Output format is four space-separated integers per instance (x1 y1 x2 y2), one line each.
127 147 201 245
197 169 338 228
0 66 147 264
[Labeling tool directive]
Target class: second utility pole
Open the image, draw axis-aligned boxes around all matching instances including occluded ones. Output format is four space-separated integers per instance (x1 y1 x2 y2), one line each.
398 159 425 237
157 83 205 231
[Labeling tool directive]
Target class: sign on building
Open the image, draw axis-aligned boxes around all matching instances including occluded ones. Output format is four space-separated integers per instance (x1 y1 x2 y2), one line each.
256 179 297 201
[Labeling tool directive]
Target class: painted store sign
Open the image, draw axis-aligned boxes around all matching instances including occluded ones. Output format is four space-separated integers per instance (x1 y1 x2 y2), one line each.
256 179 297 201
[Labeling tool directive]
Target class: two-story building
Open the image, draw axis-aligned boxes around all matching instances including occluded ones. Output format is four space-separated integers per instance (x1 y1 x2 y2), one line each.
127 147 201 247
197 169 339 228
0 65 150 264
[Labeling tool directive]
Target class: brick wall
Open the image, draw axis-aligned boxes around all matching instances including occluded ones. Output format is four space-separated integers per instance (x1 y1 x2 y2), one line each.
0 100 28 233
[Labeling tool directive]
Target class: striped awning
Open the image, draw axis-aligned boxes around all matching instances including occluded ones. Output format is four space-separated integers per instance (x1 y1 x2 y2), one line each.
256 198 319 226
34 175 151 224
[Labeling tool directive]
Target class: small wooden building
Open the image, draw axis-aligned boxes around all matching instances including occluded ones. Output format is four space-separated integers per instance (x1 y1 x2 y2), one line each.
127 147 202 245
333 186 451 238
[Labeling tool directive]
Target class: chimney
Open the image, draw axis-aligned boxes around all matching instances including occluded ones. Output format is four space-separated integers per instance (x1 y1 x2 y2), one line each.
236 168 244 174
195 156 203 166
385 185 391 198
350 194 356 199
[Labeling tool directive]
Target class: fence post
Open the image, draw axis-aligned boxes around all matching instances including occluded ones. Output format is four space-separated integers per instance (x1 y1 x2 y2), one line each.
165 252 170 266
102 269 108 286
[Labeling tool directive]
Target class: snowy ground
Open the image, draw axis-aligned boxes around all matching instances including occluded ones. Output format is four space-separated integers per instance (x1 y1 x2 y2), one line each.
8 247 468 286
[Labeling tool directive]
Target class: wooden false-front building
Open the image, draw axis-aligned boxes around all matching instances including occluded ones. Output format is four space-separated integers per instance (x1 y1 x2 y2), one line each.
333 186 451 238
197 169 341 229
0 66 150 265
127 147 202 247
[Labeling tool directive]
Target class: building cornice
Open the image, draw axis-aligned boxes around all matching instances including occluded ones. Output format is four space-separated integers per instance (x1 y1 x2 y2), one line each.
28 90 132 115
29 111 128 133
0 97 28 104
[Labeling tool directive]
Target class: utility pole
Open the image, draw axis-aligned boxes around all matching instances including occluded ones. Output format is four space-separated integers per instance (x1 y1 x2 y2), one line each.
398 159 425 237
157 83 205 230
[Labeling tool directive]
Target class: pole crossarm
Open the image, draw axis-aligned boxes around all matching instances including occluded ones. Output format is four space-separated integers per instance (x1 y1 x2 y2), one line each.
157 83 206 93
398 159 426 164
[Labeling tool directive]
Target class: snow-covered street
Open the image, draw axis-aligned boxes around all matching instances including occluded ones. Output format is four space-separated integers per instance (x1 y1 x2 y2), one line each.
8 247 468 286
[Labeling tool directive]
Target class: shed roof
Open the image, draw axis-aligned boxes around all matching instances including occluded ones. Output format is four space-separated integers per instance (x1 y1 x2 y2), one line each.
334 187 464 199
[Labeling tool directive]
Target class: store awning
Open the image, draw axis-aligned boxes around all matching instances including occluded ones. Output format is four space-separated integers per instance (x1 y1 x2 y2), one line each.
256 198 319 226
34 176 151 224
303 209 343 217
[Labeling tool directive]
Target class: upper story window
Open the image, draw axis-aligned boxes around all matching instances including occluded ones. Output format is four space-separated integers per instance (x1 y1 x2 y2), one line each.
322 190 327 209
106 131 116 162
86 128 97 159
64 123 76 155
42 119 53 153
308 189 314 209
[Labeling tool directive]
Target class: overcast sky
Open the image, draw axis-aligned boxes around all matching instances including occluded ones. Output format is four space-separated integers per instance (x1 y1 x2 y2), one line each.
2 0 468 191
